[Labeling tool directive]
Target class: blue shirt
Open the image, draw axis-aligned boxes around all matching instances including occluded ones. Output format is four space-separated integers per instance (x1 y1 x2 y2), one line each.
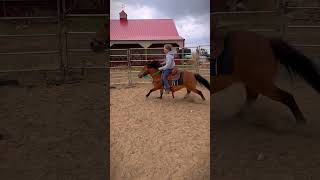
159 51 175 70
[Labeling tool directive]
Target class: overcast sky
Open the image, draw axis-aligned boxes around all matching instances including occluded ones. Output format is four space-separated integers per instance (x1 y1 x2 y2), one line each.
110 0 210 48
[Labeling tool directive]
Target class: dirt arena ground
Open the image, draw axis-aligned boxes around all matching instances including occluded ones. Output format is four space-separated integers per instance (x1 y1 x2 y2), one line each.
213 70 320 179
110 84 210 179
0 72 108 180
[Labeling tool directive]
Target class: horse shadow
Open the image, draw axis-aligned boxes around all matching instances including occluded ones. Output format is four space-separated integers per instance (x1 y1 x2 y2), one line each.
145 93 210 105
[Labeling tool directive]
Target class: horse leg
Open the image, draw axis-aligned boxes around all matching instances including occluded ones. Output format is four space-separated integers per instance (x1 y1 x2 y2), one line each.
190 88 206 100
211 75 234 94
184 89 191 99
261 85 306 124
146 86 160 98
170 86 175 98
169 85 186 99
236 85 259 117
245 85 259 106
159 88 163 99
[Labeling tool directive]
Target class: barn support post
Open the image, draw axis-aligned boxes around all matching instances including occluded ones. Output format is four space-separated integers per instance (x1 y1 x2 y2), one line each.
2 1 6 17
57 0 66 80
181 48 185 64
280 0 288 40
64 32 69 75
127 49 133 86
195 46 200 74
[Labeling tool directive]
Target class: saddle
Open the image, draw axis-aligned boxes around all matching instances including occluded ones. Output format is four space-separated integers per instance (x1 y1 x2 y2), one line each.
168 67 181 81
168 67 180 80
160 67 183 86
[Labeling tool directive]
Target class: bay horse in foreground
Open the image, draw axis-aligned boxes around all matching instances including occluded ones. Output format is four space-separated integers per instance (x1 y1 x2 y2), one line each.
212 30 320 124
138 61 210 100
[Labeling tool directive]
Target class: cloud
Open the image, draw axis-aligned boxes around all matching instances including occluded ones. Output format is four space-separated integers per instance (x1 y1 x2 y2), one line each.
111 0 209 19
110 0 210 47
111 2 166 19
175 14 210 46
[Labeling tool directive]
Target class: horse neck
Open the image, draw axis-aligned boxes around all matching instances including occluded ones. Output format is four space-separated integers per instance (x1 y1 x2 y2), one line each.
149 68 161 78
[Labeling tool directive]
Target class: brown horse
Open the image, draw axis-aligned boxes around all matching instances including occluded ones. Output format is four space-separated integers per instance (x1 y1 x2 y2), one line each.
212 30 320 124
138 60 210 100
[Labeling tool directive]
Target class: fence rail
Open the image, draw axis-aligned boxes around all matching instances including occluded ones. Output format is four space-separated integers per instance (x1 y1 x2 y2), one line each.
211 3 320 76
212 6 320 42
0 0 62 73
0 0 109 75
2 1 319 83
109 46 210 86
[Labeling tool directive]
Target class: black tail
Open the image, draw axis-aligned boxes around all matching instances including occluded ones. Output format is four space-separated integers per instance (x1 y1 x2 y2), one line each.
194 74 210 91
270 38 320 93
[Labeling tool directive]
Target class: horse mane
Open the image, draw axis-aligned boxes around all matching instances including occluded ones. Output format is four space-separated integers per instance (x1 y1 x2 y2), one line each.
147 60 161 69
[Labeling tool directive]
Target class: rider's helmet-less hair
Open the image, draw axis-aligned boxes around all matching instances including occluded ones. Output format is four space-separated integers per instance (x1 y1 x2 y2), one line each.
164 44 173 51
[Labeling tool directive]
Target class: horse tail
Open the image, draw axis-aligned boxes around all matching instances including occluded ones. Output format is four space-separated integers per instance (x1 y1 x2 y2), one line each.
194 73 210 91
270 38 320 94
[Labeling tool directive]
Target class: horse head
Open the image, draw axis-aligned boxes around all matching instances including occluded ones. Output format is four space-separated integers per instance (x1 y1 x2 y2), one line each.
138 61 161 78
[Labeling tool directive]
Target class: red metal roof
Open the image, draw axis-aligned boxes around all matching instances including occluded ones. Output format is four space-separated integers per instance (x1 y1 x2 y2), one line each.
110 19 185 41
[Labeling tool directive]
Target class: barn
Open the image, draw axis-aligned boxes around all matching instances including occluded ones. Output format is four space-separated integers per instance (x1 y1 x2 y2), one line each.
110 10 186 66
110 10 185 49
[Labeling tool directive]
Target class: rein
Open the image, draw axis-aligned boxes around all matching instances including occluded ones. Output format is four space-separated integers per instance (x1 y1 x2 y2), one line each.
143 69 161 79
151 70 161 76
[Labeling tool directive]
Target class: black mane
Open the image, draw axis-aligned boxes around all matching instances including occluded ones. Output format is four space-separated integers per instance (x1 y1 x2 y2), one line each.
146 60 161 69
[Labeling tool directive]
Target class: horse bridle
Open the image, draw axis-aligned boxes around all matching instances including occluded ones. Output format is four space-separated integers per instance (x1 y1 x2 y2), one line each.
142 66 161 78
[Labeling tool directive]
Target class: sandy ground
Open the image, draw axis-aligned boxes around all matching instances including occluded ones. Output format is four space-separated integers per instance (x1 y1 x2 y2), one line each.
0 72 108 180
213 73 320 179
110 84 210 180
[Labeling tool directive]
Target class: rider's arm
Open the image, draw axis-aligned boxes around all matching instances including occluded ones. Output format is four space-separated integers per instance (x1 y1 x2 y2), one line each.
159 54 173 70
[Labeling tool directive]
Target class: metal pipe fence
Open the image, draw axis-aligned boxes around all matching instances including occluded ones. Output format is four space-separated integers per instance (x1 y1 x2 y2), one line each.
0 0 62 73
0 0 109 75
210 3 320 56
110 45 210 86
211 3 320 76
